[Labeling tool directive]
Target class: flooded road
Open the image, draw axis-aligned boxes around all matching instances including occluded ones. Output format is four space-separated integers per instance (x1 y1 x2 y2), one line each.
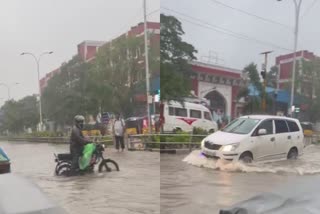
0 141 160 214
161 145 320 214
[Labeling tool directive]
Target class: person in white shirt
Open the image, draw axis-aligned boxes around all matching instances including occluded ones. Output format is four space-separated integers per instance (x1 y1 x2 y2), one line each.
113 113 126 152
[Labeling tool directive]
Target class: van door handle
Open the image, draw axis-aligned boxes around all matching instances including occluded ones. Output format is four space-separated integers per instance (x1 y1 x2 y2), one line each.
288 136 291 140
271 137 275 142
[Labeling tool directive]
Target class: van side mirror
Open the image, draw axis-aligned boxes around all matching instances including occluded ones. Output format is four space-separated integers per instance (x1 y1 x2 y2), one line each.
258 129 267 135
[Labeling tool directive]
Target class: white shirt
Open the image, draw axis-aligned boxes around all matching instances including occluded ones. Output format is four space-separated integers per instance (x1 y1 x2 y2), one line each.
113 119 125 136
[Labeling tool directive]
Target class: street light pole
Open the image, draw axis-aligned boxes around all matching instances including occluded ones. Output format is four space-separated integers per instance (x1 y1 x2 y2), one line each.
21 51 53 131
143 0 151 133
278 0 302 117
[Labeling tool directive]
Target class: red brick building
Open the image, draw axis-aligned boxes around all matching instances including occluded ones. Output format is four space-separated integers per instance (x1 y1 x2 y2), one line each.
276 50 316 97
190 61 245 120
39 68 61 93
39 22 160 94
77 40 105 62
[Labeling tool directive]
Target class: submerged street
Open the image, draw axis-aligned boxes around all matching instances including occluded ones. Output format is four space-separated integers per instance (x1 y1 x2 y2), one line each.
161 145 320 214
0 141 160 214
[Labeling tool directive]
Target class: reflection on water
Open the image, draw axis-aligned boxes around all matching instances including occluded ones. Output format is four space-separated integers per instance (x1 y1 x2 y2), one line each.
0 141 160 214
161 145 320 214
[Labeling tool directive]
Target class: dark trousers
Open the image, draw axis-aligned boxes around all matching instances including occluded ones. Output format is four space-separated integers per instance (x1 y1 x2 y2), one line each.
70 145 82 171
115 136 125 150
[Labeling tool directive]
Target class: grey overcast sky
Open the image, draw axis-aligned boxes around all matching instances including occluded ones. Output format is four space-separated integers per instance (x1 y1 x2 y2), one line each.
0 0 159 106
161 0 320 71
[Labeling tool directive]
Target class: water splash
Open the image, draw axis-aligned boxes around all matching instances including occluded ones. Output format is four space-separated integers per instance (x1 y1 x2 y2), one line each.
183 146 320 175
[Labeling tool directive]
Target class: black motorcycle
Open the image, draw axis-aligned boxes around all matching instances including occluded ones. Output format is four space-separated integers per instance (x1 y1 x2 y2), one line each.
54 143 119 176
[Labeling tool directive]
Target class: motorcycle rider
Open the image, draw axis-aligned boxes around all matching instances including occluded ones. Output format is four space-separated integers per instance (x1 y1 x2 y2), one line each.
69 115 88 175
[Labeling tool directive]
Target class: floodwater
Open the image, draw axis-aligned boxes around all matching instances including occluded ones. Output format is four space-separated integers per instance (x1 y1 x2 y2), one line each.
160 145 320 214
0 141 160 214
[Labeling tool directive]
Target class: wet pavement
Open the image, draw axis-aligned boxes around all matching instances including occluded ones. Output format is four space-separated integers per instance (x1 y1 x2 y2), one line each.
0 141 160 214
161 145 320 214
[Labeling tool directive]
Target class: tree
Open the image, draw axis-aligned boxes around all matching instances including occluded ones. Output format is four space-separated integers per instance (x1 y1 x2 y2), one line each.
266 66 278 88
42 55 89 127
237 63 275 114
160 14 198 101
0 95 39 133
92 36 146 117
300 58 320 121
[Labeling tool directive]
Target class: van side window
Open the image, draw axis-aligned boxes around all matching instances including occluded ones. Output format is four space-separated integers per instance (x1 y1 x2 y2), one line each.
256 120 273 135
204 112 211 121
275 120 289 133
175 108 187 117
190 110 201 119
287 120 300 132
169 107 174 116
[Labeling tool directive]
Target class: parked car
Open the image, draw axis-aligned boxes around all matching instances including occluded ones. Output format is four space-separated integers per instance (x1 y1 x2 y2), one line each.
125 116 156 135
0 147 10 174
161 101 218 133
201 115 304 163
300 121 314 137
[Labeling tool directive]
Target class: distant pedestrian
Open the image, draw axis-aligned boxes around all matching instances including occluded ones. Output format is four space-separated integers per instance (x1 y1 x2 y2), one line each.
112 113 126 152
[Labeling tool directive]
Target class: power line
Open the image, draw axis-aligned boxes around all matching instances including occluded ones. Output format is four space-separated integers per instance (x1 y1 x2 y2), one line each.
111 8 143 39
161 7 292 51
301 0 317 18
209 0 292 30
111 8 160 39
148 8 160 17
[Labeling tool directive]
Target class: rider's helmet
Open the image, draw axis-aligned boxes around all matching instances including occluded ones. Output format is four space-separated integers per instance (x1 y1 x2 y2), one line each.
74 115 85 129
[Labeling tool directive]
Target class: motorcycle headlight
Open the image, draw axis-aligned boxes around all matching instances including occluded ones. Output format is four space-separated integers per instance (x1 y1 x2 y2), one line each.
221 143 239 152
102 144 105 148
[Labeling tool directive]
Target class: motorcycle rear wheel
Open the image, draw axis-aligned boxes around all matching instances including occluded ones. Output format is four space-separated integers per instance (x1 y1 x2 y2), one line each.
56 162 71 176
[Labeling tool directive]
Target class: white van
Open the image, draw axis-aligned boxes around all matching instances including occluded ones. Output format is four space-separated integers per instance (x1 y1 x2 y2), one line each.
201 115 304 163
162 101 218 133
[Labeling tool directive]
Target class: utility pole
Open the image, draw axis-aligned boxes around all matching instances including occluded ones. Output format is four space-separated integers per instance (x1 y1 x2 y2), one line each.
260 51 273 112
277 0 302 117
143 0 151 133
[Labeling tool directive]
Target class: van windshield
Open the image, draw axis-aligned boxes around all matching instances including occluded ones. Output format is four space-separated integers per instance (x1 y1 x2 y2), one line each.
222 118 260 134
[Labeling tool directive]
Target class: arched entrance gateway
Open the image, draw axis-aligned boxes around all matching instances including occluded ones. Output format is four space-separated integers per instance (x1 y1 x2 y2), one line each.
205 90 227 128
190 61 245 124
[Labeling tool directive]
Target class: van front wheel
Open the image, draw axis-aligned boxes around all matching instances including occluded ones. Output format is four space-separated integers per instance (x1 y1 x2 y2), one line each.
173 128 182 133
239 152 253 163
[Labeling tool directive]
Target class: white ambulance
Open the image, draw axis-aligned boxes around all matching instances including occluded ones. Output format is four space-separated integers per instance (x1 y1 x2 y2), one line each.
162 101 218 133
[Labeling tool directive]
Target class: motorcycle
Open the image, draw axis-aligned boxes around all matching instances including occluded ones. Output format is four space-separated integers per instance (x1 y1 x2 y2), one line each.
54 143 119 176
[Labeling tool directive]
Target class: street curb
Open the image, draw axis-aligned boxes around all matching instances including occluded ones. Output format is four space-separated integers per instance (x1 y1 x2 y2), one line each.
160 149 191 154
127 148 192 154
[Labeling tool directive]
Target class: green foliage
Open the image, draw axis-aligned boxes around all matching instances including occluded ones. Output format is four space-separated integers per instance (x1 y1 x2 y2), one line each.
26 131 63 137
0 95 39 133
192 127 209 135
160 14 197 101
244 63 263 93
266 66 278 88
237 63 275 114
41 34 159 128
300 58 320 121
